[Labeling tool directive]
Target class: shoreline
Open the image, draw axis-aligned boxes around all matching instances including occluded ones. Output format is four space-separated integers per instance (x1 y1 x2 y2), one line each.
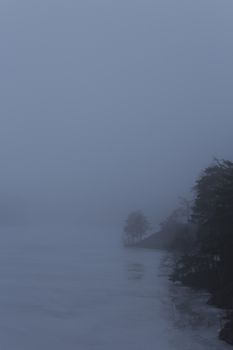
127 235 233 347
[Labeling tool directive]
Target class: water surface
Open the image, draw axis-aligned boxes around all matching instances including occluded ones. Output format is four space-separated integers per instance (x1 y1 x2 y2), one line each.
0 225 230 350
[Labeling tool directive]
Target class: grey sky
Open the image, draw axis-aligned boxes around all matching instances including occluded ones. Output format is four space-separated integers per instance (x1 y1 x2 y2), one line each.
0 0 233 225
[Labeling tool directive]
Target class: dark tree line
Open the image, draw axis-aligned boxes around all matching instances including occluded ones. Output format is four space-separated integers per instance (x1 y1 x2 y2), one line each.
171 159 233 345
172 160 233 289
123 159 233 344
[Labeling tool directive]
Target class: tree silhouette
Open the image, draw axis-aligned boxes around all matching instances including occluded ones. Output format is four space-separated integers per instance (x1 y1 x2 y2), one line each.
124 211 149 245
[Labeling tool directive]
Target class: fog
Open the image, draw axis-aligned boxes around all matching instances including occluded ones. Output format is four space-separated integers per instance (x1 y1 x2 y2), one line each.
0 1 233 349
0 0 233 226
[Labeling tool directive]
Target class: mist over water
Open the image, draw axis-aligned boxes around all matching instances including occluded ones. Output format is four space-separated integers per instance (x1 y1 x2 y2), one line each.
1 0 233 225
0 224 229 350
0 0 233 348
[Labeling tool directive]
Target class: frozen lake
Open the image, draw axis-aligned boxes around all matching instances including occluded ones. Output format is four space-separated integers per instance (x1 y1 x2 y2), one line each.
0 225 230 350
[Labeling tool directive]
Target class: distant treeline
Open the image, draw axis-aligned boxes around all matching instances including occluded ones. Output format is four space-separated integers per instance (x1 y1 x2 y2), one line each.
123 159 233 345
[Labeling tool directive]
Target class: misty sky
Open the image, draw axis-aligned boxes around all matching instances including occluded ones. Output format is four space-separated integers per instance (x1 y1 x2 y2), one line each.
0 0 233 225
